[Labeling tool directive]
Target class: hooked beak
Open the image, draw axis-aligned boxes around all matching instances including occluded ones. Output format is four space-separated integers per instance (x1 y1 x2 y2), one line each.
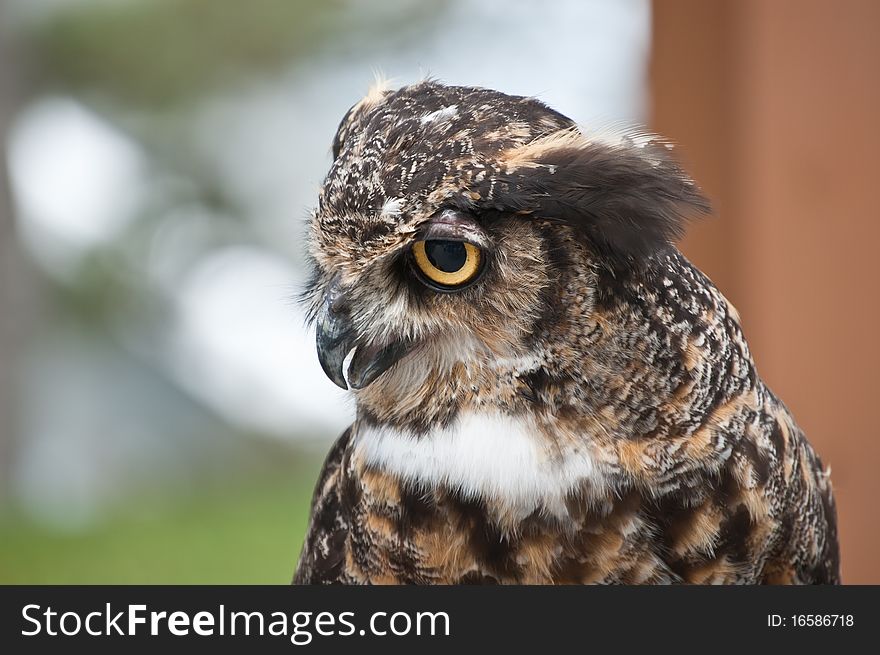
315 278 413 390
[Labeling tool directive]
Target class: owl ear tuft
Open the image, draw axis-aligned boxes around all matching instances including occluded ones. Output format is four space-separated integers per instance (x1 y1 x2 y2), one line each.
332 76 395 160
466 128 711 272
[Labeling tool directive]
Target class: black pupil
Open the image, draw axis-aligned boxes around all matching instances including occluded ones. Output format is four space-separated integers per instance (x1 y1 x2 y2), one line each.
425 240 467 273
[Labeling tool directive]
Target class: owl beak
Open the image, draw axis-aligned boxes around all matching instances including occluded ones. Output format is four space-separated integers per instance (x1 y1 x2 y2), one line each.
315 279 413 390
315 282 356 389
316 315 354 390
346 338 413 390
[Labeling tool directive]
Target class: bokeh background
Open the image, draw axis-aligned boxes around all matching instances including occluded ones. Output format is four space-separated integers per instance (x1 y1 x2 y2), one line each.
0 0 876 583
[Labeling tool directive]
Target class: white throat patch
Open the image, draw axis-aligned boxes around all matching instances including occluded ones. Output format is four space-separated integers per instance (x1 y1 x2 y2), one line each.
353 412 604 520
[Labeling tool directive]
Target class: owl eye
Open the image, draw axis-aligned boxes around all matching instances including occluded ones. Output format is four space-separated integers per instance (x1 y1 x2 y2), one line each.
411 239 483 290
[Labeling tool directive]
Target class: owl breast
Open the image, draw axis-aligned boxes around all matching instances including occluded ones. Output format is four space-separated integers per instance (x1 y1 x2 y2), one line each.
353 412 607 524
333 417 680 585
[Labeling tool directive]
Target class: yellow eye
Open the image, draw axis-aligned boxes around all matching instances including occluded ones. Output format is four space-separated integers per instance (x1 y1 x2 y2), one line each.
412 239 482 289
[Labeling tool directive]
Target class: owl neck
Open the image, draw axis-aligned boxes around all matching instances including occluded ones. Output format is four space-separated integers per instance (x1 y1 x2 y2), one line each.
353 249 753 444
349 249 758 525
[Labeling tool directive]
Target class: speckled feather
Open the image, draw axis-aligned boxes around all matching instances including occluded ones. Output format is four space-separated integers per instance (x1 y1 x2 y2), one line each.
294 81 839 585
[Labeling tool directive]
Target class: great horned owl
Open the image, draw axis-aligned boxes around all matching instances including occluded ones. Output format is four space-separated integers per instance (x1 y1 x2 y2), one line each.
294 81 840 584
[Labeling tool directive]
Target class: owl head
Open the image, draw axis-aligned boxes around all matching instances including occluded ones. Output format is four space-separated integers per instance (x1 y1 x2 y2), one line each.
303 81 708 405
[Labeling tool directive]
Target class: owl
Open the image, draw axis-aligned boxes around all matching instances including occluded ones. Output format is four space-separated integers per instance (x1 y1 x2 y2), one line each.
293 80 840 584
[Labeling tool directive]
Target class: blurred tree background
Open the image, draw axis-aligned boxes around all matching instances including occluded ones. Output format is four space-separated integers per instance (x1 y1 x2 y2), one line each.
0 0 650 582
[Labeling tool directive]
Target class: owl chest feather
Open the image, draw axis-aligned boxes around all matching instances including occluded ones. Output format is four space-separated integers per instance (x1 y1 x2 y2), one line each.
337 412 693 584
340 418 653 584
353 412 605 522
295 402 838 584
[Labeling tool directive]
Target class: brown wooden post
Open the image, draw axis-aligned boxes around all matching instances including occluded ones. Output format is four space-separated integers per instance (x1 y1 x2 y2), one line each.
652 0 880 583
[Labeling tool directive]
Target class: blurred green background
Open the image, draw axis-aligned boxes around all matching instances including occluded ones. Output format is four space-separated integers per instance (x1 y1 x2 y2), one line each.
0 0 649 583
0 454 320 584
